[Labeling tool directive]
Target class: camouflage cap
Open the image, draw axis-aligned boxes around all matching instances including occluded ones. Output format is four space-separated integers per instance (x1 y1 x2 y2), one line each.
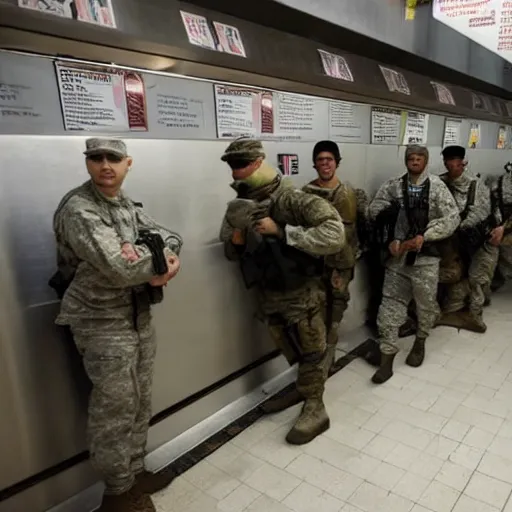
404 144 429 164
221 137 266 164
84 138 128 158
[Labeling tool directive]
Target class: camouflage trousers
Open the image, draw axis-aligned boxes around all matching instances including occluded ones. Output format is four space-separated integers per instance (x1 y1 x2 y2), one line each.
263 279 328 400
71 312 156 495
323 267 354 346
498 244 512 281
378 262 440 355
444 244 499 315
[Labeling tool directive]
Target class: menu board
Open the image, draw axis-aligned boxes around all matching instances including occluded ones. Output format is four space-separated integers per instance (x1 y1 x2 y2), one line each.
55 63 148 132
213 85 327 141
371 107 402 145
433 0 512 64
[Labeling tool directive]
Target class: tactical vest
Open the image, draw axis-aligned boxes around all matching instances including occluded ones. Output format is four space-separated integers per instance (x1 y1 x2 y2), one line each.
497 175 512 222
401 173 430 238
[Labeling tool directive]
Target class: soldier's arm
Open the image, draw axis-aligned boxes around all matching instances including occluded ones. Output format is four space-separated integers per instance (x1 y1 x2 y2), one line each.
423 181 460 242
219 213 241 261
285 192 345 256
460 180 491 230
368 180 396 221
490 179 503 225
61 203 157 287
136 207 183 256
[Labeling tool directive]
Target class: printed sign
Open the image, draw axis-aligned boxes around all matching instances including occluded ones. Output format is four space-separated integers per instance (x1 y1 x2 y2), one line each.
181 11 216 50
318 50 354 82
213 22 246 57
403 112 429 145
433 0 512 63
371 107 402 145
468 122 481 149
278 154 299 176
443 118 463 146
55 63 148 132
379 66 410 95
431 82 456 106
498 125 508 149
18 0 116 28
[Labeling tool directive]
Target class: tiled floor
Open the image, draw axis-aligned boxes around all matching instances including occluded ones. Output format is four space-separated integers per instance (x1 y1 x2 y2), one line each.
154 292 512 512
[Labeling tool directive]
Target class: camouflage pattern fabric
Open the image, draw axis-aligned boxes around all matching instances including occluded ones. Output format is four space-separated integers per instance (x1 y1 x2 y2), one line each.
369 170 458 354
54 180 183 327
378 263 440 355
53 180 183 495
439 172 497 315
444 242 499 314
323 267 353 345
220 175 344 400
72 311 155 494
368 170 460 268
220 176 345 324
490 172 512 280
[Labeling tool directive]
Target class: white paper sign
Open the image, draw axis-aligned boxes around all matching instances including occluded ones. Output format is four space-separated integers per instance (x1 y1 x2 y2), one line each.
379 66 410 95
56 64 129 131
318 50 354 82
371 107 402 145
328 101 362 141
443 118 463 147
403 112 429 145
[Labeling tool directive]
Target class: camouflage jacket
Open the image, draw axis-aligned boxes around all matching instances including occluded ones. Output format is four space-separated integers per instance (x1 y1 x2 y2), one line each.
302 180 361 269
220 176 345 259
490 172 512 245
439 171 491 229
369 170 459 267
53 180 183 328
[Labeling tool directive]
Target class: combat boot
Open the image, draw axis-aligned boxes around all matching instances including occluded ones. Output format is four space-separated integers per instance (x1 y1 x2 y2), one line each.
285 398 330 445
261 388 304 414
99 488 155 512
362 339 381 367
371 353 396 384
465 311 487 333
405 337 425 367
135 468 175 495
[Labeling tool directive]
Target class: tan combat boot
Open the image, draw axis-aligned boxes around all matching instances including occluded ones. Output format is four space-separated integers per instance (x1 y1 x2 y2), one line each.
405 337 425 367
285 398 330 445
99 488 155 512
465 311 487 333
135 468 175 495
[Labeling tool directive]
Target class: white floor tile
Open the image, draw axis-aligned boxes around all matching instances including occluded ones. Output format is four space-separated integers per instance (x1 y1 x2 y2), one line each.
452 495 500 512
418 480 460 512
217 484 261 512
425 435 459 460
463 426 495 450
347 481 412 512
182 460 240 500
245 495 293 512
434 460 472 492
393 471 431 502
243 461 301 501
478 450 512 484
365 461 405 491
282 482 345 512
464 472 512 509
361 434 398 460
324 423 376 451
448 443 484 471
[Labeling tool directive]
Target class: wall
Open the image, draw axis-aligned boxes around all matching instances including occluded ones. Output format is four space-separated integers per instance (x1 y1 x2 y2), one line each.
2 50 512 511
274 0 510 91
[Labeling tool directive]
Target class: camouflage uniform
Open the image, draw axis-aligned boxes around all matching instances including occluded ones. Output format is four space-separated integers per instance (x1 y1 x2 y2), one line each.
54 148 182 498
490 171 512 285
439 171 498 328
219 139 344 445
302 181 366 366
368 152 459 377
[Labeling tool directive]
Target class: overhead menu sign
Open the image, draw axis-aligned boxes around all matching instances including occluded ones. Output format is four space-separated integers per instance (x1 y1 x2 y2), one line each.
433 0 512 63
55 63 148 132
214 84 327 141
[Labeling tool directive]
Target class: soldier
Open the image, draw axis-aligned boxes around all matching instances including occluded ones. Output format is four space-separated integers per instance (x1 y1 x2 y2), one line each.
366 146 459 384
219 138 344 445
302 140 367 371
51 139 183 512
435 146 498 333
488 162 512 292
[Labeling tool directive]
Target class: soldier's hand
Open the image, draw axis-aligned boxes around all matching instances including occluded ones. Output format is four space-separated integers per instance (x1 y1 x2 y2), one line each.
412 235 424 251
231 228 245 245
166 255 181 279
389 240 402 257
254 217 281 236
490 226 505 246
121 243 140 262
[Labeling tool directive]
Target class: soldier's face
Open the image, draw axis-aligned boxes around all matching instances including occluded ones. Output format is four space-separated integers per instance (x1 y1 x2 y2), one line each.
86 153 132 192
444 158 465 179
314 152 338 181
406 154 427 175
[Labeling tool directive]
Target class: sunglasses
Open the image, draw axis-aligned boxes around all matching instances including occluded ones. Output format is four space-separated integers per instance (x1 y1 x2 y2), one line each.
87 153 124 163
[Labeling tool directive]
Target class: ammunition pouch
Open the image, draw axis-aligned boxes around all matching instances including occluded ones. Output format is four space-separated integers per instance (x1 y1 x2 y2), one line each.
135 229 168 305
48 270 75 299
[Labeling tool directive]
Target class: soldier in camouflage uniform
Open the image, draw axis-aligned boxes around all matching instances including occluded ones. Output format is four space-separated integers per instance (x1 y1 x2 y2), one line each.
488 163 512 291
435 146 498 333
366 146 459 384
302 140 367 372
52 139 183 512
219 138 344 445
